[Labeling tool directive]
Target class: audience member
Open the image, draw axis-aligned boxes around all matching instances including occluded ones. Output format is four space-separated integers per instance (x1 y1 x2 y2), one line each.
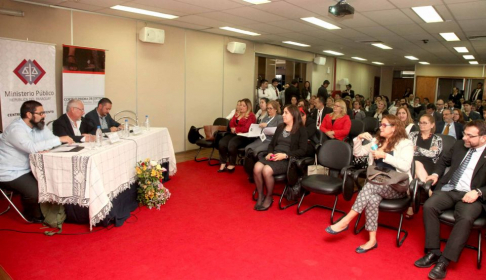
255 97 269 123
309 95 317 111
415 120 486 280
326 115 413 253
301 81 311 101
257 79 277 101
373 100 388 122
299 105 317 157
226 100 240 120
319 99 351 141
326 96 335 110
447 100 456 111
436 99 445 114
470 82 483 102
268 78 281 102
85 98 121 133
364 99 372 112
317 80 330 102
0 101 73 222
403 87 412 98
396 107 417 135
449 87 463 109
285 79 300 105
436 109 463 140
342 84 355 99
352 101 366 121
253 105 307 211
462 101 481 122
412 97 424 119
334 93 342 101
310 96 332 132
53 99 96 143
453 108 465 125
290 96 298 106
425 103 442 123
218 99 256 173
245 100 283 157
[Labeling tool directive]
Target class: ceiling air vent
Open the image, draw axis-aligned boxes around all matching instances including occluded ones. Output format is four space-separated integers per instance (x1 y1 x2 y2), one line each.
468 36 486 41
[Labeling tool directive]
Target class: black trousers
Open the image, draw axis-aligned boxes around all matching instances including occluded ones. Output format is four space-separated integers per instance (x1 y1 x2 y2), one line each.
0 172 42 219
423 190 484 262
218 134 254 166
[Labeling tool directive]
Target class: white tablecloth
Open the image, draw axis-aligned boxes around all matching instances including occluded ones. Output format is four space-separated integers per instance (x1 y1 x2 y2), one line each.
30 127 177 229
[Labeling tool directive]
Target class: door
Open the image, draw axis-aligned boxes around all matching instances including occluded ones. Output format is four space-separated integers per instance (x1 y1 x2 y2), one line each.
415 77 438 103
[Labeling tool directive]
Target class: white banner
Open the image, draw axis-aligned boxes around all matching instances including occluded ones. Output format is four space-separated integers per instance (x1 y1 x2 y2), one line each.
62 45 105 113
0 38 57 130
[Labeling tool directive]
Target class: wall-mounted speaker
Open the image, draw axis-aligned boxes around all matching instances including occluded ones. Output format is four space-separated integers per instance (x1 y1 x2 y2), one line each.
139 27 165 44
227 42 246 54
314 57 326 65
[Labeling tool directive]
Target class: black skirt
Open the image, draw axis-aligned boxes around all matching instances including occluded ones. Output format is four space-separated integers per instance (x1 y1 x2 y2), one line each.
258 153 289 175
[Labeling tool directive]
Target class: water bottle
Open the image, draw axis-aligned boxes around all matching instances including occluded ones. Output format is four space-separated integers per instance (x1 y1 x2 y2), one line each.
370 138 378 151
96 126 102 147
124 119 129 138
144 115 150 131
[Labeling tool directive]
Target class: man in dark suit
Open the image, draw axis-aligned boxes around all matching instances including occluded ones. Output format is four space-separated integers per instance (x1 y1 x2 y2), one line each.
449 87 463 109
53 99 96 143
462 101 481 122
470 82 483 102
414 120 486 280
85 98 121 133
341 84 355 99
317 80 330 102
418 103 442 123
284 79 300 105
436 109 463 140
310 96 332 129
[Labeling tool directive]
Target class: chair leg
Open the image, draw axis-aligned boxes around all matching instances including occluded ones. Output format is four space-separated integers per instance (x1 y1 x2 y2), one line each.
297 193 345 219
0 190 12 215
207 148 220 166
0 189 32 223
194 147 209 162
354 213 365 235
377 214 408 247
278 185 298 210
478 230 482 269
252 187 258 201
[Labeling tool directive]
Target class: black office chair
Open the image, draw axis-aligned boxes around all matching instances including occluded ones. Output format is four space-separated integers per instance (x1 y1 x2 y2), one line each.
187 118 229 166
363 117 379 134
346 119 364 145
297 140 355 224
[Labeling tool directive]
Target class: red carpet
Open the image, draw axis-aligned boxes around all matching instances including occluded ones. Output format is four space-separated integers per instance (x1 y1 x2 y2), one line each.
0 160 485 279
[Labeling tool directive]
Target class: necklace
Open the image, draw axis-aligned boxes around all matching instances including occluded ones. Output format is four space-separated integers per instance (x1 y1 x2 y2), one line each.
283 130 291 138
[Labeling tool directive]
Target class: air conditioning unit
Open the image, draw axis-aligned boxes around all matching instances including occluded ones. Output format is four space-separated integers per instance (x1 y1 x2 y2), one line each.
227 42 246 54
314 57 326 65
139 27 165 44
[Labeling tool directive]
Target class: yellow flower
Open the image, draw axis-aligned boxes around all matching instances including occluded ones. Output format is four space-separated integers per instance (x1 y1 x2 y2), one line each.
156 164 162 170
136 167 142 175
151 169 157 177
143 166 147 171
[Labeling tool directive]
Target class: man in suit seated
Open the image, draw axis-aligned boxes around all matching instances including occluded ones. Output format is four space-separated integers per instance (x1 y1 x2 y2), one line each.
419 103 442 124
462 101 481 122
85 98 121 133
436 109 463 140
414 120 486 280
53 99 96 143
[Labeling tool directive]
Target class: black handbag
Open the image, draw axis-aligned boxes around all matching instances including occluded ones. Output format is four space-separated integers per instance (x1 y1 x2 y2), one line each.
366 165 409 193
286 178 303 201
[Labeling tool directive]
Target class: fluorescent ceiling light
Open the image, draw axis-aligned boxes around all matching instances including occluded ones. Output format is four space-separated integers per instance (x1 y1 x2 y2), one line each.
419 62 430 65
282 41 310 47
323 50 344 55
219 27 260 36
243 0 271 4
352 57 367 61
439 32 460 42
402 71 415 75
463 55 475 60
454 47 469 53
469 61 479 65
372 62 384 65
372 43 392 50
412 6 443 23
111 5 178 19
405 56 419 60
301 17 341 30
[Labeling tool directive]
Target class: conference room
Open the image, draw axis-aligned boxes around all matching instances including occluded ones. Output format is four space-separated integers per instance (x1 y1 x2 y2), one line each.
0 0 485 279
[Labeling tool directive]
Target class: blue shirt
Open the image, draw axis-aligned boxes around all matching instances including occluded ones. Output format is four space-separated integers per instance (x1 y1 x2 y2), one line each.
0 118 61 182
442 121 457 139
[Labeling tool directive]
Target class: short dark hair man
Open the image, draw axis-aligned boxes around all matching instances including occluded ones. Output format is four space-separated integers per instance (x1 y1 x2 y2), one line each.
462 101 481 122
342 84 354 99
0 101 73 222
317 80 330 103
284 79 300 105
470 82 483 102
85 98 122 133
415 120 486 280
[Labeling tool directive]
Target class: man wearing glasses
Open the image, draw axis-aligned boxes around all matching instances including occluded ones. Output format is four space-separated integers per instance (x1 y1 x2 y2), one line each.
436 99 445 115
0 100 74 222
53 99 96 143
415 120 486 280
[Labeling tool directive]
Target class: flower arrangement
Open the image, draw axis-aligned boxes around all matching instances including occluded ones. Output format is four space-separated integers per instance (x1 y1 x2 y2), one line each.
135 159 171 210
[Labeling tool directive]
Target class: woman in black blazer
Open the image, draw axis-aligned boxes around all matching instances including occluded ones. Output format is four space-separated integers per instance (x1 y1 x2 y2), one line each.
253 105 308 211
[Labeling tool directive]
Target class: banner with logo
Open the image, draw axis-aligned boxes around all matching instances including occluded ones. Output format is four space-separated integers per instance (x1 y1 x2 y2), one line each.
0 38 57 130
62 44 105 114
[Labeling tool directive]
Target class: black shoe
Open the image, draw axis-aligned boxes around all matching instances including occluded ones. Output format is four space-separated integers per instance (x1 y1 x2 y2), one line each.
355 242 378 254
226 167 235 173
415 252 440 268
217 168 227 173
254 196 265 210
428 262 447 280
256 199 273 211
325 225 349 235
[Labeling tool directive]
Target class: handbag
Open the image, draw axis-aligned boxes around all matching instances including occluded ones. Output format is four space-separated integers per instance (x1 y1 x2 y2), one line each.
203 125 227 141
286 178 303 201
307 154 328 176
366 165 409 193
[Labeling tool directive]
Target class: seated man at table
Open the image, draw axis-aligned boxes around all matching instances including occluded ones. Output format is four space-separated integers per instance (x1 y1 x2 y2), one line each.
53 99 96 143
414 120 486 280
85 98 121 133
0 100 74 222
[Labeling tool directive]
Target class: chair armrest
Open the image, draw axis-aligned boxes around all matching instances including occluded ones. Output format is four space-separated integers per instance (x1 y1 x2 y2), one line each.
410 179 420 214
341 165 356 201
196 127 205 139
423 180 434 193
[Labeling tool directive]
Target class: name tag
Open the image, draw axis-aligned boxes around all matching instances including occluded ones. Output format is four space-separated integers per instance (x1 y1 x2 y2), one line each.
260 133 266 142
107 132 121 144
132 126 142 135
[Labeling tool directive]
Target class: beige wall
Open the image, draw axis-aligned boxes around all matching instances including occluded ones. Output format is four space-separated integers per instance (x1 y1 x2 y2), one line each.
336 59 381 100
380 66 394 99
415 65 485 78
310 57 334 96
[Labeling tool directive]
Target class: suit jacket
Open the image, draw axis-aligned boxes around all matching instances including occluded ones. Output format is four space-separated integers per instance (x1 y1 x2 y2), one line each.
319 114 351 141
267 124 308 158
418 110 442 123
470 88 483 102
448 92 463 109
432 140 486 211
84 109 121 133
436 121 463 140
463 111 481 122
285 85 300 105
317 86 328 102
310 107 333 125
52 114 96 143
341 90 355 99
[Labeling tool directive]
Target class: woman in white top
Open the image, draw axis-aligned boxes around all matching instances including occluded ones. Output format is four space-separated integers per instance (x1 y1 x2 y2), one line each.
396 107 417 135
373 100 388 121
255 98 269 123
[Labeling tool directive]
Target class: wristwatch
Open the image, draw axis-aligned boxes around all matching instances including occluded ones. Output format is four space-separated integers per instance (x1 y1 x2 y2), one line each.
476 188 483 198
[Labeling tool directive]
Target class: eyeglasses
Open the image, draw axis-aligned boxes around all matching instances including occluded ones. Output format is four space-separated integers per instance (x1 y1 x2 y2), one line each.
33 111 46 116
73 107 85 112
266 107 274 110
419 122 430 125
464 134 480 139
379 123 394 128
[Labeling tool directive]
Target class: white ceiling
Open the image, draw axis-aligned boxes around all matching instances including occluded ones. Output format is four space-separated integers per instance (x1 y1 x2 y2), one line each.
17 0 486 66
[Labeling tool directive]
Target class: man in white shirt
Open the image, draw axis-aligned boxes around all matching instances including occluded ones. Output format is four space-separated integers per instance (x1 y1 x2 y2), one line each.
53 99 96 143
268 78 281 103
0 101 73 222
256 80 277 101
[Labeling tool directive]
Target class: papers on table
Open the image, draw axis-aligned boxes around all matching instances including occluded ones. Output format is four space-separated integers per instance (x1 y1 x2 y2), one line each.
50 144 83 153
262 127 276 136
237 124 277 137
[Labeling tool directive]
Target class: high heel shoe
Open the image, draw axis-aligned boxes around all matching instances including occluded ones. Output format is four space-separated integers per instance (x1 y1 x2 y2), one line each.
256 199 273 211
254 196 265 210
217 167 227 173
226 167 235 173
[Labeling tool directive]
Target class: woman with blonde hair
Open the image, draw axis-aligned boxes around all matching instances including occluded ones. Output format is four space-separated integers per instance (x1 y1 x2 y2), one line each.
319 99 351 141
373 100 389 121
396 107 417 135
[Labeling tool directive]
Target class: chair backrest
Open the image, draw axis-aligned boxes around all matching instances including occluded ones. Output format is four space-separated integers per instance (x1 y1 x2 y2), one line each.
436 134 456 156
187 126 202 144
363 117 379 134
317 140 352 172
213 117 229 127
46 120 54 131
114 110 138 126
348 119 364 141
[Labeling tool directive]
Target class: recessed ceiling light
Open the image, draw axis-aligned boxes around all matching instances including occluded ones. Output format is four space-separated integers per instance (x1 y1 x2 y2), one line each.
419 62 430 65
405 56 419 60
111 5 178 19
282 41 310 47
412 6 443 23
469 61 479 64
372 62 384 65
243 0 271 4
352 57 367 61
301 17 341 30
439 32 460 41
463 55 475 60
371 43 393 50
219 27 260 36
454 47 469 53
323 50 344 55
